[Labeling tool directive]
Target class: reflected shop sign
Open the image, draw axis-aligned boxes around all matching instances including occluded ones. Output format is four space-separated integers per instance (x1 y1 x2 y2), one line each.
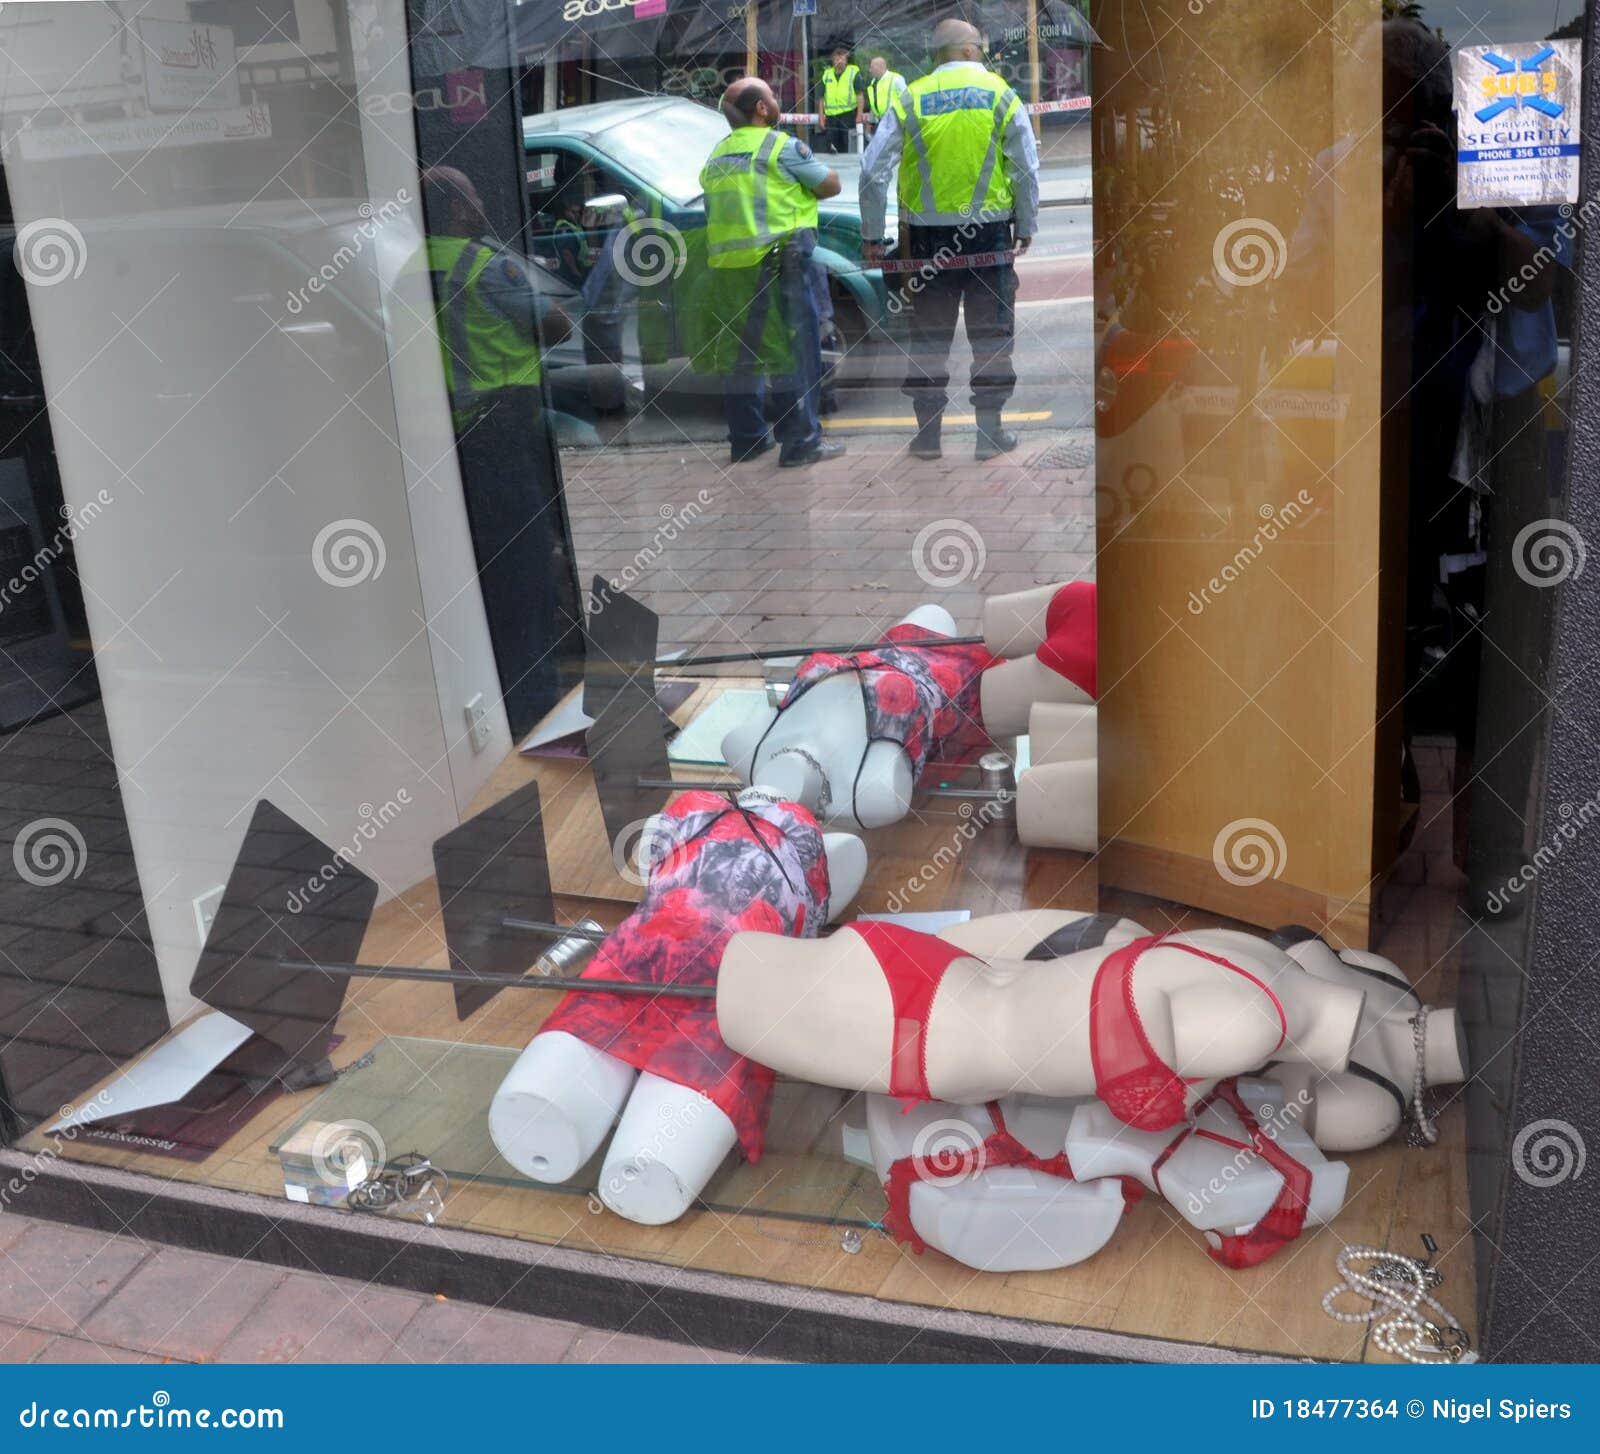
136 18 241 112
17 105 272 162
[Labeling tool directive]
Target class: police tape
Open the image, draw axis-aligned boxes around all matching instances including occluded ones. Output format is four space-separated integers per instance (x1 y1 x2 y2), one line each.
777 96 1090 125
876 249 1017 272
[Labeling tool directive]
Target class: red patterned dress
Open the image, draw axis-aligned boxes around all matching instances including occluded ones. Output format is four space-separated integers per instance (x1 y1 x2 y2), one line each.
537 790 830 1161
756 624 997 819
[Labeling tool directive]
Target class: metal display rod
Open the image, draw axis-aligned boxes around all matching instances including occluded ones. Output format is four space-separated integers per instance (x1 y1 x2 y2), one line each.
500 917 611 941
653 634 985 670
273 957 716 1000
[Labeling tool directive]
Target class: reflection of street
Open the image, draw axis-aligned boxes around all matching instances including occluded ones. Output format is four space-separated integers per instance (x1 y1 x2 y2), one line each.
584 199 1094 450
563 201 1096 660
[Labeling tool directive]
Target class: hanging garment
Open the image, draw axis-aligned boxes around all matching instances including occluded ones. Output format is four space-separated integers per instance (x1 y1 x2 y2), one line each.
539 790 829 1160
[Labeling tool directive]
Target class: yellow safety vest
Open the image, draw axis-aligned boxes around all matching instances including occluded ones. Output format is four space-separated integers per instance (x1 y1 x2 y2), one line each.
866 72 904 118
890 63 1021 225
822 63 861 116
700 126 819 269
414 235 541 416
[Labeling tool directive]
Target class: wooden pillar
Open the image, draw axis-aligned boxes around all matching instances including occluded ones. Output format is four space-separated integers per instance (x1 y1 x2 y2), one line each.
746 2 758 75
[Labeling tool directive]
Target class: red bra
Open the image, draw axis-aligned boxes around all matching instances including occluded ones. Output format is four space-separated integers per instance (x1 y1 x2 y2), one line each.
1149 1079 1312 1269
883 1098 1143 1256
1090 935 1288 1132
883 1081 1310 1269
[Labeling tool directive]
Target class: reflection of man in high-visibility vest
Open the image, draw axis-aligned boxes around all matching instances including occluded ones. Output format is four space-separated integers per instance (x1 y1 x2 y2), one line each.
815 44 863 154
864 55 907 136
415 166 571 428
412 166 573 713
700 76 845 468
859 20 1039 461
551 191 593 287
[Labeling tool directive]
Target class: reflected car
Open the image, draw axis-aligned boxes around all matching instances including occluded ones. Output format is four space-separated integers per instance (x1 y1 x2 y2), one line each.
522 96 891 394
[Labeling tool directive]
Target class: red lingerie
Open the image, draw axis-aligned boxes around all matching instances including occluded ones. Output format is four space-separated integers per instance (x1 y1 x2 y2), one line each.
1035 581 1098 699
1091 935 1287 1132
882 1099 1144 1256
847 920 972 1101
1148 1079 1312 1269
882 1080 1311 1267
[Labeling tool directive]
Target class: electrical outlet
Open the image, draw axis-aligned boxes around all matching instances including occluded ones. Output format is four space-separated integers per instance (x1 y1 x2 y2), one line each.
464 693 490 754
193 884 225 948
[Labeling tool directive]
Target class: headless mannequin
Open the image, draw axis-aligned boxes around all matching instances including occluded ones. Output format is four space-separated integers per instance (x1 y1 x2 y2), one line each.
489 789 867 1225
846 1077 1347 1272
978 582 1097 735
1261 931 1467 1151
975 583 1099 853
722 605 963 831
717 921 1365 1106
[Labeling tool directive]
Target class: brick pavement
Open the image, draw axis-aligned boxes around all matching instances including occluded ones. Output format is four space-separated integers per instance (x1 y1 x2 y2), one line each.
0 1216 770 1365
560 428 1097 659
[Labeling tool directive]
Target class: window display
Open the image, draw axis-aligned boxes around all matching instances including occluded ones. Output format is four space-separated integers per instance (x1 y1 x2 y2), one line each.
0 0 1590 1367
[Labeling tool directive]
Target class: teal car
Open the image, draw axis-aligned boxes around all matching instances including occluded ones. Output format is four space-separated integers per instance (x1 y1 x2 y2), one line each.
521 96 889 391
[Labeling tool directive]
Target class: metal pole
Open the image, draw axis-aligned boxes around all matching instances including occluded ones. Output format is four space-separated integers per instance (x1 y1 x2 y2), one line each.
654 634 985 670
801 10 811 137
1027 0 1042 141
273 957 716 1000
500 918 611 941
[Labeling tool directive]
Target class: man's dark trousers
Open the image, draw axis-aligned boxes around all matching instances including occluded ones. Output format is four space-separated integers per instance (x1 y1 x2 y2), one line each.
899 219 1018 424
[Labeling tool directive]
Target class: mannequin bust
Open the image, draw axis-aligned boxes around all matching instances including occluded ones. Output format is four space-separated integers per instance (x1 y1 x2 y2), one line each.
845 1077 1347 1272
489 787 867 1225
717 920 1365 1107
721 605 993 831
1260 929 1467 1151
1065 1077 1347 1254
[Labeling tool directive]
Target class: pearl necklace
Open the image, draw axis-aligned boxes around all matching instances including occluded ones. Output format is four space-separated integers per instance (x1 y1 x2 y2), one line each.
1407 1008 1439 1147
1322 1245 1475 1364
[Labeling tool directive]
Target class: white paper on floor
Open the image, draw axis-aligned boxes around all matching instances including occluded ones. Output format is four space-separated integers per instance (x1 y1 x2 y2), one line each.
47 1010 254 1133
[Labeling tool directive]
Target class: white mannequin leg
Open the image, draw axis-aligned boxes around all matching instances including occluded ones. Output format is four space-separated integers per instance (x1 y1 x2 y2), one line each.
821 831 867 918
851 739 915 828
597 1072 739 1225
1016 761 1097 852
896 603 958 637
721 704 779 781
980 657 1094 736
489 1031 637 1183
752 750 825 807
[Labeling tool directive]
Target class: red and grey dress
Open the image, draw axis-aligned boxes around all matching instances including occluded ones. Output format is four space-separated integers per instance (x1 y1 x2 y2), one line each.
538 790 831 1161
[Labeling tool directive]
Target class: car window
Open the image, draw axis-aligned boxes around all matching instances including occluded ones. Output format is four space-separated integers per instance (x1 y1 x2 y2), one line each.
593 105 728 206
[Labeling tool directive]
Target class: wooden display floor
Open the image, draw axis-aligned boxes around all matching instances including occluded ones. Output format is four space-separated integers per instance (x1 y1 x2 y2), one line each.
18 688 1476 1364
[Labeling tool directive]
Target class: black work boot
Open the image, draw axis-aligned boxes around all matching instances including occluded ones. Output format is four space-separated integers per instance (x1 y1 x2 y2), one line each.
975 410 1019 460
909 414 942 460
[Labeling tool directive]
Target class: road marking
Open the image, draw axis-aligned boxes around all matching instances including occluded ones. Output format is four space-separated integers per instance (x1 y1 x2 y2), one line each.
1014 293 1095 309
823 410 1054 430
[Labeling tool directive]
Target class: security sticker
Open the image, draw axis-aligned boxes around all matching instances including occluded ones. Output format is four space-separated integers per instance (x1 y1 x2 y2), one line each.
1453 40 1581 209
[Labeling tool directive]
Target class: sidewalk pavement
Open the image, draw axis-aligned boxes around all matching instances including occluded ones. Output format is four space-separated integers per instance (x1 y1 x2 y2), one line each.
562 429 1097 662
0 1215 770 1365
